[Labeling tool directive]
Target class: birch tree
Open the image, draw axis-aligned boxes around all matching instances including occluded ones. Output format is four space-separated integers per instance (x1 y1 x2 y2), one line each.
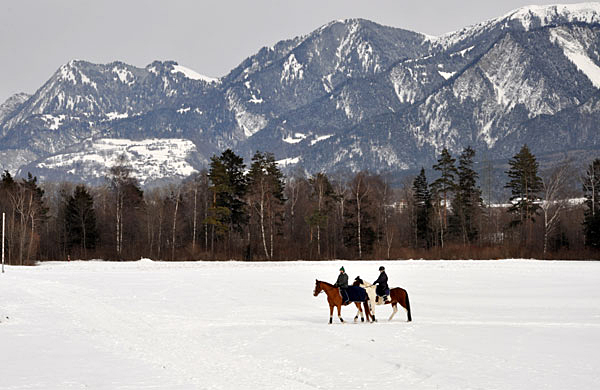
247 152 285 259
108 155 143 259
307 173 335 258
344 172 376 259
540 159 573 255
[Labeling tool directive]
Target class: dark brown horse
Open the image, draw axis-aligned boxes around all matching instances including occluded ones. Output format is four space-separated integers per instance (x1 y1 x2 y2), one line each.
313 280 372 324
354 277 412 322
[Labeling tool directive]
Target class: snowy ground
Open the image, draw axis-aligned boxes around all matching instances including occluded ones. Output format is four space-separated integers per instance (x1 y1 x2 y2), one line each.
1 259 599 389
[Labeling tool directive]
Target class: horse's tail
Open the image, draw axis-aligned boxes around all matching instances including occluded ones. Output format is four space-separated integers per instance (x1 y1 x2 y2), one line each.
405 290 412 322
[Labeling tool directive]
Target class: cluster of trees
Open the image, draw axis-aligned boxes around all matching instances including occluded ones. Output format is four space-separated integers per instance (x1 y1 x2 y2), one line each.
411 145 600 257
1 146 599 264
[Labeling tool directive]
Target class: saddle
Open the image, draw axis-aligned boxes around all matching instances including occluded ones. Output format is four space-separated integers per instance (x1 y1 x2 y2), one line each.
377 287 390 296
344 286 368 302
375 287 390 304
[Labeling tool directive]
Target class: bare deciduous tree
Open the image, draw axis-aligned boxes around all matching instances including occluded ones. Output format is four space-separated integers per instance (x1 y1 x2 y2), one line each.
541 159 574 255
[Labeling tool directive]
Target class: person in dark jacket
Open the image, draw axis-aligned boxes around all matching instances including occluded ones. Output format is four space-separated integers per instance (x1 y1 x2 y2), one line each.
373 266 390 303
334 266 349 304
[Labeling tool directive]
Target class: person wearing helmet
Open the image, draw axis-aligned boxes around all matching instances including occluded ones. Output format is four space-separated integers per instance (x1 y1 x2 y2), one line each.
334 266 349 305
373 266 390 304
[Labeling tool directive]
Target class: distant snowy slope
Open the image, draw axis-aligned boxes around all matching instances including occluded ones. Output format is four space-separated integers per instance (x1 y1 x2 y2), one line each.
31 138 198 185
171 64 219 83
550 26 600 88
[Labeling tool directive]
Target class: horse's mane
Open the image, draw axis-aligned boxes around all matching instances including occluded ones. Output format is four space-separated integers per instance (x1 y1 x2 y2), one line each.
317 280 334 287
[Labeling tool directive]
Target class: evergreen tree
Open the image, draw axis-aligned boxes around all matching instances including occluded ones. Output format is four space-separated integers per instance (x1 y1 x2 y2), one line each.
208 149 247 230
207 149 247 255
583 158 600 248
412 168 432 248
65 184 98 257
505 144 543 242
1 170 15 187
451 146 482 244
247 151 285 259
431 148 457 247
0 171 14 263
0 171 15 217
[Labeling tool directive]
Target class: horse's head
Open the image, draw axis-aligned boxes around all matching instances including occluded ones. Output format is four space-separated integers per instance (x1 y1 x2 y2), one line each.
313 280 323 296
353 276 364 286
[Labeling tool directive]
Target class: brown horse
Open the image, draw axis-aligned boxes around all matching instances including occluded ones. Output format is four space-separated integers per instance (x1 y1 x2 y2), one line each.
313 280 372 324
387 287 412 321
354 277 412 322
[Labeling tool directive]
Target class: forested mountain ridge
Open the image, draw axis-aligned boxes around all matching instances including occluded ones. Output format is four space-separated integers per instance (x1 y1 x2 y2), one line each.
2 3 600 185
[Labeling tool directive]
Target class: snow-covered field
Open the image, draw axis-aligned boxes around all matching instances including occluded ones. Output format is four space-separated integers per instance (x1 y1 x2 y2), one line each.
1 259 598 389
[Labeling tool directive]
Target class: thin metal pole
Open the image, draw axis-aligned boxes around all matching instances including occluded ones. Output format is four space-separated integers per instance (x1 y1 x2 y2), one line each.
2 212 5 273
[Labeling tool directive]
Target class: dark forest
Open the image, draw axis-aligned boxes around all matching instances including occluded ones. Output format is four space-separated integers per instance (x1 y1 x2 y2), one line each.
1 145 599 264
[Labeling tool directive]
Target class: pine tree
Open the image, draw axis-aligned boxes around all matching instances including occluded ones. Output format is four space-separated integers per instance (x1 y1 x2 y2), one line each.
583 158 600 248
451 146 482 244
412 168 432 248
505 144 543 243
207 149 247 256
65 184 98 257
247 151 285 259
431 148 457 247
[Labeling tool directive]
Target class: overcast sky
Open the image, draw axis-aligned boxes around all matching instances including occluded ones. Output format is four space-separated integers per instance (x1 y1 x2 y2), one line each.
0 0 590 102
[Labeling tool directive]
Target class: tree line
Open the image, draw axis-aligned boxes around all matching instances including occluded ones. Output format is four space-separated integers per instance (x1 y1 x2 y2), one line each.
1 146 599 264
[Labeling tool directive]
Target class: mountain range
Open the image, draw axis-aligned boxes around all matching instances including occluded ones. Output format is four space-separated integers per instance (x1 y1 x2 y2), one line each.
2 3 600 185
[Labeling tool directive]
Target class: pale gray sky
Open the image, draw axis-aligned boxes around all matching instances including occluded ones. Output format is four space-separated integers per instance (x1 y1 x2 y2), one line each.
0 0 590 102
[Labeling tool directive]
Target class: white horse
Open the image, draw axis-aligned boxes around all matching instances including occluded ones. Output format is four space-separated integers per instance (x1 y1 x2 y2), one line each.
353 276 379 322
354 276 412 321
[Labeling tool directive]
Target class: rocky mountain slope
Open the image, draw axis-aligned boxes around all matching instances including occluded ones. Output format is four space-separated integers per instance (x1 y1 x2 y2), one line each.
2 3 600 185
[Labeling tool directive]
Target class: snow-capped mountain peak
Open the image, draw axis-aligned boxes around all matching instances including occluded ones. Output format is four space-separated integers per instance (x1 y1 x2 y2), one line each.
0 92 30 126
2 4 600 185
434 2 600 49
505 2 600 29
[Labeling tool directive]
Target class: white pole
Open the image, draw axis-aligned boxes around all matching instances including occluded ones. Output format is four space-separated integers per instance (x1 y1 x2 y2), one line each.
2 212 5 273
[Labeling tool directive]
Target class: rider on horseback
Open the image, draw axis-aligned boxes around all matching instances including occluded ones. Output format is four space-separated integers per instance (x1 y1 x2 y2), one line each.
334 266 349 305
374 266 390 304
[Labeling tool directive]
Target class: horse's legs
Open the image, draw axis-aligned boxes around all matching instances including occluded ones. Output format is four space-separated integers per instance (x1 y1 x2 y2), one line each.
366 287 377 322
337 305 344 323
354 302 364 322
395 289 412 322
329 305 334 324
368 300 377 322
363 301 371 322
389 302 398 321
